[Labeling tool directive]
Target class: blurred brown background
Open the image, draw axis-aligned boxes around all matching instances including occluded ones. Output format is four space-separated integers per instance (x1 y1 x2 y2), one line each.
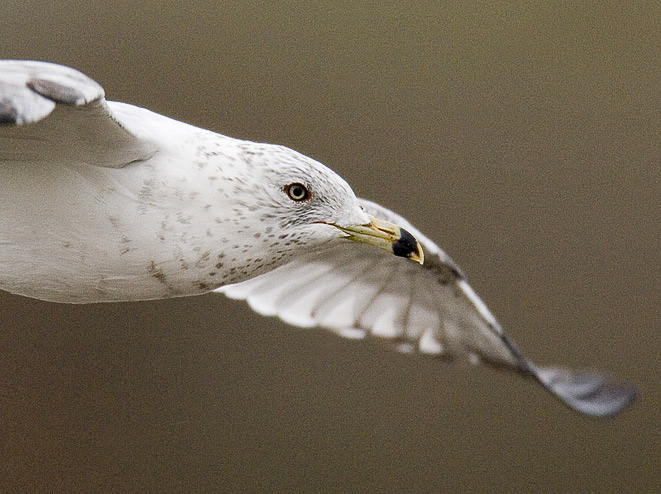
1 1 659 492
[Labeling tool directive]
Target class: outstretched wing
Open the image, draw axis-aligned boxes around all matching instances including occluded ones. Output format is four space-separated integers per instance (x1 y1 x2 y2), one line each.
219 199 636 417
0 60 155 167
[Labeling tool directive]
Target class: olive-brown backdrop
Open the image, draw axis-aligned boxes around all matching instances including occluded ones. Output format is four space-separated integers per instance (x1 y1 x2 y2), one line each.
1 2 659 492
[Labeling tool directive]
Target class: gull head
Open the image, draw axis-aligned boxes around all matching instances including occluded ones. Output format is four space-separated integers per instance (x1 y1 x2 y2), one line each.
209 142 423 284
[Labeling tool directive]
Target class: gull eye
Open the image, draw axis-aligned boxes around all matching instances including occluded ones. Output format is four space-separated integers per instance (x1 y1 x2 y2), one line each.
285 182 311 202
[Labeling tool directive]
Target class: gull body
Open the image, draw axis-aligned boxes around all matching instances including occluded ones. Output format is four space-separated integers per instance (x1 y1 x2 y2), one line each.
0 61 636 417
1 102 371 302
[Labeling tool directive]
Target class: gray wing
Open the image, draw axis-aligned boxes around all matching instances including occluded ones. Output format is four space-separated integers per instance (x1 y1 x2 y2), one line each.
0 60 155 167
219 198 636 417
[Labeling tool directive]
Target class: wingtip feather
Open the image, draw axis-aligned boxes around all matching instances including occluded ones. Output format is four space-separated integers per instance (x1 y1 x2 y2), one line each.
534 366 637 418
0 60 104 125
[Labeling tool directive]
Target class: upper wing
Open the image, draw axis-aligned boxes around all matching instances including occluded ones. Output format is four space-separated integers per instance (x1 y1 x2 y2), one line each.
0 60 155 167
219 198 636 417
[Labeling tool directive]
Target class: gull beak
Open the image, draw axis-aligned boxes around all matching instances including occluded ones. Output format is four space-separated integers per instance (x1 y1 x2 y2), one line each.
332 214 424 264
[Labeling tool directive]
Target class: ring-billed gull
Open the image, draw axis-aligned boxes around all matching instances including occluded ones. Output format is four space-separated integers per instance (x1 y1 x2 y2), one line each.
0 60 635 417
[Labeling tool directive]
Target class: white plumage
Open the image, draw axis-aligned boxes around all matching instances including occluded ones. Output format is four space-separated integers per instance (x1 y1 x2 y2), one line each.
0 60 636 417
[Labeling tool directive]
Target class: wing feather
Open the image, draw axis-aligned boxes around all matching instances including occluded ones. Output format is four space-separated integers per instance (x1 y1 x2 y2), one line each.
0 60 155 168
219 199 636 417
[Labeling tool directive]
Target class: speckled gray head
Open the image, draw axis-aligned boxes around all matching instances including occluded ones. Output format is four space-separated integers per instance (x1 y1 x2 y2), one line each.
200 141 423 286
